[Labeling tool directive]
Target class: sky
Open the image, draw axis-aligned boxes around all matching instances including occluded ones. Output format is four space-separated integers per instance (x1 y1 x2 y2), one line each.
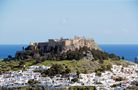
0 0 138 44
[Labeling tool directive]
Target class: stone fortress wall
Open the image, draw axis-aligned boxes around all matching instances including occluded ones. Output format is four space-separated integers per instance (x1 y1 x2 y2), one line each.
30 36 99 52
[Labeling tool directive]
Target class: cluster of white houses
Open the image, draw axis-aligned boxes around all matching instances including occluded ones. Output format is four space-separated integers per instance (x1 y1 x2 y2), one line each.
0 64 138 90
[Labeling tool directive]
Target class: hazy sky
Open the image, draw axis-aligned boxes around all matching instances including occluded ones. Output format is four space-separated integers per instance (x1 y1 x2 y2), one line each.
0 0 138 44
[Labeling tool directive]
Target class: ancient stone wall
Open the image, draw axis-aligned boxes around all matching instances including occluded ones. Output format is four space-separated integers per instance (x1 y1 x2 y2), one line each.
30 36 99 52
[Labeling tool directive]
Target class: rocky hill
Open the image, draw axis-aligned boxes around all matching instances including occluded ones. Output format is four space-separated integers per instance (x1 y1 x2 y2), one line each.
0 36 123 74
14 36 120 61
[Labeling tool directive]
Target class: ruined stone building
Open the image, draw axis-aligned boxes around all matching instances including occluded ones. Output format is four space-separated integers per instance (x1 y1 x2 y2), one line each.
30 36 99 52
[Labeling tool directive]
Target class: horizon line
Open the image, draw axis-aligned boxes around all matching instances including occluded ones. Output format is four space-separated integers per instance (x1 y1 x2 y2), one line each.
0 43 138 45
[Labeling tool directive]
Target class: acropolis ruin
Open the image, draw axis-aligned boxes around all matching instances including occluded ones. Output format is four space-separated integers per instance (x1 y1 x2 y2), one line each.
30 36 100 52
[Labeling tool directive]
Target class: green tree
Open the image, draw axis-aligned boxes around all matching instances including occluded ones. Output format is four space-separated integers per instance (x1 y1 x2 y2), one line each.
64 67 71 74
122 56 125 60
28 79 39 86
45 64 64 76
71 78 78 83
76 70 80 78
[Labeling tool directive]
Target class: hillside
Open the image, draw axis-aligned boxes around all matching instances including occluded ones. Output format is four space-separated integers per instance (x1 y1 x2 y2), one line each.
0 58 130 74
37 59 130 73
0 36 124 73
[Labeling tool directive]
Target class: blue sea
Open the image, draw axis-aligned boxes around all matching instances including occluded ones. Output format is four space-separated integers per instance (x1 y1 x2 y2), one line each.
100 44 138 62
0 45 138 62
0 45 27 59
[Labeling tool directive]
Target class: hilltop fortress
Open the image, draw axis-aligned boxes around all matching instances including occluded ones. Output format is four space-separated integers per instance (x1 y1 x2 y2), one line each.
15 36 103 60
15 36 119 61
30 36 100 52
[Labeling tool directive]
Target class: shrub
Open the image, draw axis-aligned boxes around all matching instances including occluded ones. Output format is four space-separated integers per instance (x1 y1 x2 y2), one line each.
28 79 39 86
71 78 78 83
38 64 71 76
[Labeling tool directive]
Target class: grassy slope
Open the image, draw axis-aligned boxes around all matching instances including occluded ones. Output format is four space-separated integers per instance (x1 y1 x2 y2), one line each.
36 59 130 73
0 59 130 73
38 60 100 73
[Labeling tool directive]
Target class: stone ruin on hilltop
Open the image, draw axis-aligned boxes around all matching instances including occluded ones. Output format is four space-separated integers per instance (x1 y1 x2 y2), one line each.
15 36 102 60
30 36 100 52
